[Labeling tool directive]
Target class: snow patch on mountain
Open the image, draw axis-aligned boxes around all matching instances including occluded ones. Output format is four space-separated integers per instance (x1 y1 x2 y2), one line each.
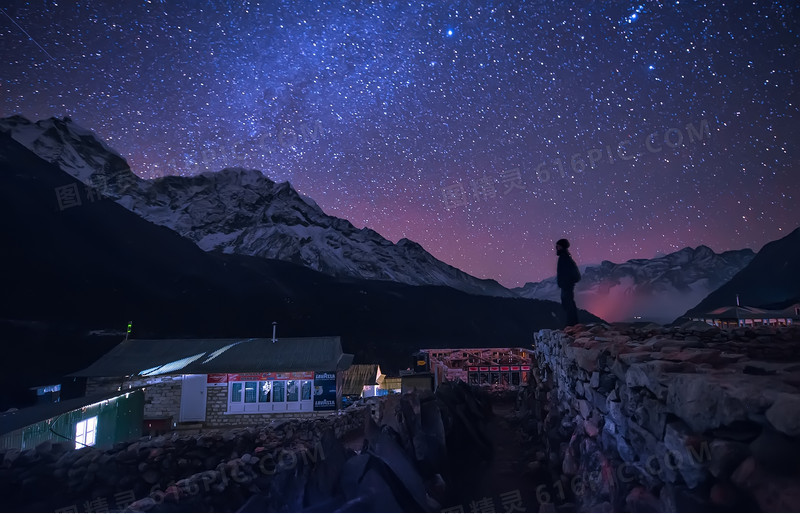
1 115 513 298
514 246 755 323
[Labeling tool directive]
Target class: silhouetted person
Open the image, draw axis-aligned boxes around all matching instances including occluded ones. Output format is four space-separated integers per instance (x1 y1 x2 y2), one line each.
556 238 581 326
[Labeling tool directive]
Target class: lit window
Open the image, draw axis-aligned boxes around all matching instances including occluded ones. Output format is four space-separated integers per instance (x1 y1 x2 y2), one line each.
75 416 97 449
259 381 272 402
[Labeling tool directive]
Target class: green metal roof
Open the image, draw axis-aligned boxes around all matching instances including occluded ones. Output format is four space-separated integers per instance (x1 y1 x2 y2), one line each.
70 336 352 377
0 388 143 437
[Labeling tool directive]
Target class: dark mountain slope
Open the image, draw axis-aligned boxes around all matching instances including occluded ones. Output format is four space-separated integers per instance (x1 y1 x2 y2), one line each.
682 226 800 319
0 132 601 408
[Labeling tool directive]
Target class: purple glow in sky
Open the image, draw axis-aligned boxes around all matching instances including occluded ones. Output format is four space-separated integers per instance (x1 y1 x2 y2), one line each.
2 1 798 286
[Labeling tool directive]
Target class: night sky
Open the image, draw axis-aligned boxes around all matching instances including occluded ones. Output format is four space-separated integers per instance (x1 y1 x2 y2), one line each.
2 1 798 286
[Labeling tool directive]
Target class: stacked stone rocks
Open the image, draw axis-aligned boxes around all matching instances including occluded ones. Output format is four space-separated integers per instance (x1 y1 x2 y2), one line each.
240 382 493 512
1 384 495 512
528 321 800 512
0 405 367 512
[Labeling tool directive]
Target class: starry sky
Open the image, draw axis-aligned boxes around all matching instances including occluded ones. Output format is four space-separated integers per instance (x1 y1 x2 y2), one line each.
2 0 798 287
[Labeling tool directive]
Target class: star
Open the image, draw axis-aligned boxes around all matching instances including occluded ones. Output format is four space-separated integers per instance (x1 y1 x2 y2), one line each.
0 0 795 287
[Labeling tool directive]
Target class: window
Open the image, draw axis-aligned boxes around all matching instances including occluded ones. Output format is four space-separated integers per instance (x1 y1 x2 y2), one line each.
287 380 298 402
227 378 312 412
229 381 271 412
272 381 285 402
75 416 97 449
230 382 242 402
259 381 271 402
244 381 257 403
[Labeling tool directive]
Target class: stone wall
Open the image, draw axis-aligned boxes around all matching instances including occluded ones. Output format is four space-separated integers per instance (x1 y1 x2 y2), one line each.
0 401 372 513
86 376 182 421
1 386 495 512
527 321 800 512
144 378 182 420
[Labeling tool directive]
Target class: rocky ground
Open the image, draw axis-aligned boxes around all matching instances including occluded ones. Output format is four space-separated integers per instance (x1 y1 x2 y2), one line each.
0 382 502 512
0 406 367 512
442 392 557 513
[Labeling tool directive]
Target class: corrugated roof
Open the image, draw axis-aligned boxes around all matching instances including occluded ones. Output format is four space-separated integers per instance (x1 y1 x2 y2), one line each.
70 337 351 377
702 305 796 319
704 306 765 318
340 364 381 395
771 303 800 318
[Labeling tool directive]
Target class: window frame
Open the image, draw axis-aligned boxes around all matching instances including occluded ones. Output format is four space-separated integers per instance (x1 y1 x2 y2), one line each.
226 376 315 413
75 416 98 449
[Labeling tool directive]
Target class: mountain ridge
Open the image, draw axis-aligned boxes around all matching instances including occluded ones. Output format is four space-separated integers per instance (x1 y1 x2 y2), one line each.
0 115 513 298
682 226 800 319
513 245 756 323
2 114 774 316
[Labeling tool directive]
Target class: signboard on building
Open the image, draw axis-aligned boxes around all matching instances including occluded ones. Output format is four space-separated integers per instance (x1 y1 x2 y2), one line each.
313 371 337 411
207 374 228 384
207 371 314 383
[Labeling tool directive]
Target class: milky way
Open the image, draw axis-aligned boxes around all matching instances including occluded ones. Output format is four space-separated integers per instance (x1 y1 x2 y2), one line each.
2 1 798 286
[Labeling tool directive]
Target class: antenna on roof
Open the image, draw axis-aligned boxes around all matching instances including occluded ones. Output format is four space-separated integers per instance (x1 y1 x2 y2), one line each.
125 321 133 341
272 321 277 343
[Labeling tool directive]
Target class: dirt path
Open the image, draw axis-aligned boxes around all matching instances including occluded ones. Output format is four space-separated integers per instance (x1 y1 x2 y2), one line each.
445 397 551 513
336 397 554 512
339 422 366 453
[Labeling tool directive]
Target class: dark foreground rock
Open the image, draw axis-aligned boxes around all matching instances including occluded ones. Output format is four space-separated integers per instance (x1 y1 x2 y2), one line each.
0 383 495 512
241 381 495 512
0 406 365 512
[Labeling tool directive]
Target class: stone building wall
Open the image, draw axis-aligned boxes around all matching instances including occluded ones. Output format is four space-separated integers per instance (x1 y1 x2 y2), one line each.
527 321 800 512
143 378 182 420
86 376 336 428
86 375 183 421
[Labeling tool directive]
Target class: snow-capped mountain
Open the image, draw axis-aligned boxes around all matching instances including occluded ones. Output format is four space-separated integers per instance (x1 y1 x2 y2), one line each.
0 115 148 198
683 226 800 319
0 115 513 297
513 246 756 323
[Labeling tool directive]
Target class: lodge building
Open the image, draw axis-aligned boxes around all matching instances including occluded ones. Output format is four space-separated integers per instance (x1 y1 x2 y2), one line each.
690 304 799 328
420 347 533 389
70 336 354 430
1 336 354 451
